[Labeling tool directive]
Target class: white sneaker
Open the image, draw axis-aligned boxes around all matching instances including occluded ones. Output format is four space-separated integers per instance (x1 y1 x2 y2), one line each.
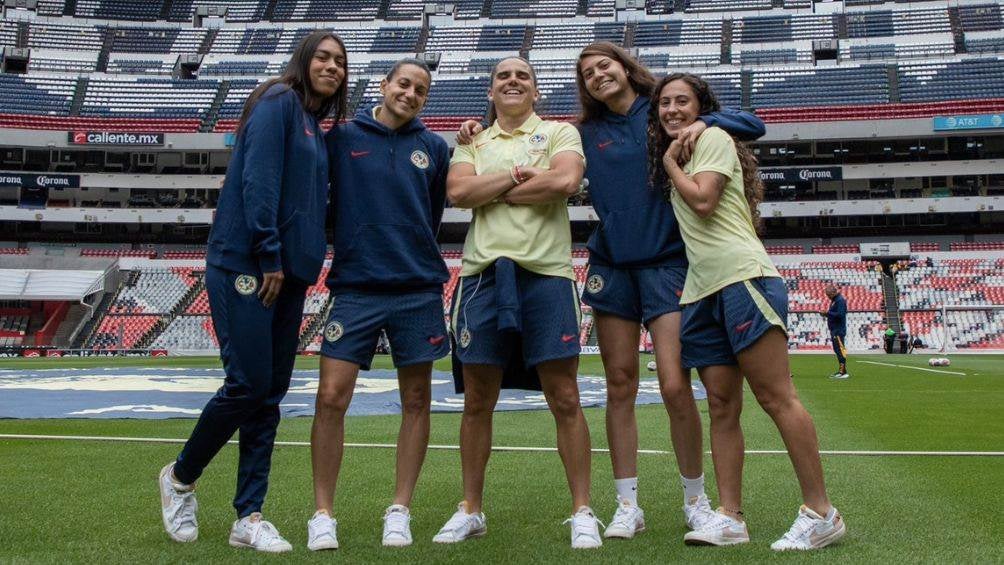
382 505 413 547
683 494 717 530
307 511 339 551
433 502 486 543
229 513 292 553
159 462 198 543
771 505 846 551
683 509 750 546
565 506 603 549
604 496 645 539
831 373 850 380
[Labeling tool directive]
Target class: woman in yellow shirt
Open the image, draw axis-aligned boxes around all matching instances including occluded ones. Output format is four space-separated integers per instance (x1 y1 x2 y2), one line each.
434 57 602 549
648 73 846 551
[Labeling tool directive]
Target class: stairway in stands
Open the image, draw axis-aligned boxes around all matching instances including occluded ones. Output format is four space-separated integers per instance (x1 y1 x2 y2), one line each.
201 81 231 132
299 298 334 350
947 7 967 54
882 273 902 333
158 0 174 21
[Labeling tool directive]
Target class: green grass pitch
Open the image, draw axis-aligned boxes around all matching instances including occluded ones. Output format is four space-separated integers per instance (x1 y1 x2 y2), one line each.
1 353 1002 563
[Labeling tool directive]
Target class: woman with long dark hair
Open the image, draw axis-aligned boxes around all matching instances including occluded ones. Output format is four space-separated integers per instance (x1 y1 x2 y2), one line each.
574 42 764 539
649 72 846 551
158 30 349 553
307 57 451 550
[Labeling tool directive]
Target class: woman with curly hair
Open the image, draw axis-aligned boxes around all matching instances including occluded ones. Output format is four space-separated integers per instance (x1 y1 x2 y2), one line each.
649 72 846 551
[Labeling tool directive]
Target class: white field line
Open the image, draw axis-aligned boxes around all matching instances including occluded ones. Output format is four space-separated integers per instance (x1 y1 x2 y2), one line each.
1 434 1001 457
858 360 966 376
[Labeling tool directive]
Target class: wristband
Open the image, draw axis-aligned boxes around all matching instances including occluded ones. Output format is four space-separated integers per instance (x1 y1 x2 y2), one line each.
509 166 520 187
514 165 526 184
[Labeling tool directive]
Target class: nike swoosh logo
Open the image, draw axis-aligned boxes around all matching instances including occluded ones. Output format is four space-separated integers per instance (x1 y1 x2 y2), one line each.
735 321 753 332
350 150 370 158
561 334 577 343
597 140 614 149
429 335 445 345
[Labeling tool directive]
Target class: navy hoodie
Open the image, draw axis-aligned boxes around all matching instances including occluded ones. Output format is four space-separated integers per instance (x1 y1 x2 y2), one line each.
325 106 450 292
581 96 765 268
207 84 328 285
827 293 848 337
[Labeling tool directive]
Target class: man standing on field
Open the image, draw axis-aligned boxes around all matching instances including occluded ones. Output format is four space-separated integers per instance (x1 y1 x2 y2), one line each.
823 285 848 379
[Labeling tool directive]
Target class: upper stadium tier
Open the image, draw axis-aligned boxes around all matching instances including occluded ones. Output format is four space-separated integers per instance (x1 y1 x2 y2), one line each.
0 1 1002 131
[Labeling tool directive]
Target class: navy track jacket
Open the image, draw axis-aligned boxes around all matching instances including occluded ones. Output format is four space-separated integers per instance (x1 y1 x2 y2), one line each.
580 96 765 268
208 84 328 285
325 106 450 293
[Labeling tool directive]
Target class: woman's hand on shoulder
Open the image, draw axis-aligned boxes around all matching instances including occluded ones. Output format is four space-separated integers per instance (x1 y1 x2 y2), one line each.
663 140 684 171
674 120 707 163
456 120 484 145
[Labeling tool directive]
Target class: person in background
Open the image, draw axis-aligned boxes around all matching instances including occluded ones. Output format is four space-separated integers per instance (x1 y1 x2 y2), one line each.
822 285 848 379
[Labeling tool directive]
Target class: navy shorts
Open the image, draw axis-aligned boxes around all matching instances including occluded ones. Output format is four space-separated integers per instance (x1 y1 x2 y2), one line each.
680 277 788 369
451 265 581 369
320 291 449 370
581 263 686 326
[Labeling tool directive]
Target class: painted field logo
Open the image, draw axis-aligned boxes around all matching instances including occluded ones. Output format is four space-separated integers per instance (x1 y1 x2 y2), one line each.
586 274 604 294
234 275 257 295
411 150 429 169
324 321 344 342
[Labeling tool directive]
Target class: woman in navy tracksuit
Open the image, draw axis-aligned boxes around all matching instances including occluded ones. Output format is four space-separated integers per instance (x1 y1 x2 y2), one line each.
307 58 450 550
575 42 764 538
157 31 349 553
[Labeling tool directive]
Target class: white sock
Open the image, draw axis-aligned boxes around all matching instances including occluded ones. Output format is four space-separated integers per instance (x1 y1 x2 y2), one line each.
614 477 638 505
681 474 705 503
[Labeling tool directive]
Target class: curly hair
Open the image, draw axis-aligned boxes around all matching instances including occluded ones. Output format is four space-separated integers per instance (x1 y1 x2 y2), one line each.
646 73 764 232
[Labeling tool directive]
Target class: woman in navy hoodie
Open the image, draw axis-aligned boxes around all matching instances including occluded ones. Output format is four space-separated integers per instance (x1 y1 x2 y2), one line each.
158 31 348 553
308 58 450 550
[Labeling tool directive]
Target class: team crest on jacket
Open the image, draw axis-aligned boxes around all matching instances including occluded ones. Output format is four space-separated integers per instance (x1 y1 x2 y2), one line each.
234 275 258 295
324 321 344 342
586 274 604 294
410 150 430 169
459 327 472 348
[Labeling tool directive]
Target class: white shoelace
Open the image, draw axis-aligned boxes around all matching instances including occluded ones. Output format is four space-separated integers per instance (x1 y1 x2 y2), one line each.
168 490 197 529
385 511 410 536
609 504 637 529
696 512 736 532
440 511 474 535
249 519 284 546
564 513 605 536
781 512 818 542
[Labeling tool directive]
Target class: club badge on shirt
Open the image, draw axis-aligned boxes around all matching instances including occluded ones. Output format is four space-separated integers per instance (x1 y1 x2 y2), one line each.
411 150 430 169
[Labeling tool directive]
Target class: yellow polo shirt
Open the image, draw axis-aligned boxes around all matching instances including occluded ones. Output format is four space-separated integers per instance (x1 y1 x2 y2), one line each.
451 113 583 280
670 127 780 304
